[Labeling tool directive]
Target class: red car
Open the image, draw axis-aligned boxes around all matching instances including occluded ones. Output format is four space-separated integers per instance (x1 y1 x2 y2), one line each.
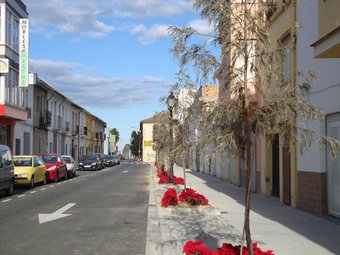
36 153 67 182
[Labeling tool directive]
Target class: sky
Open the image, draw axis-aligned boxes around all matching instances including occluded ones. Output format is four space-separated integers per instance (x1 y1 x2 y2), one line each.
24 0 213 152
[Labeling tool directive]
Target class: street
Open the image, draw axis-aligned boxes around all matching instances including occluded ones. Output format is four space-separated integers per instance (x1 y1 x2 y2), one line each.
0 160 150 255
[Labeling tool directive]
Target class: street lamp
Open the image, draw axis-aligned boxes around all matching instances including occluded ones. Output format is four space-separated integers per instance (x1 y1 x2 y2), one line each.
166 91 176 183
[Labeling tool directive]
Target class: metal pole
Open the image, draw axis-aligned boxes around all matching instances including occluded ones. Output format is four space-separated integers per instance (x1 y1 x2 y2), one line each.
169 108 174 183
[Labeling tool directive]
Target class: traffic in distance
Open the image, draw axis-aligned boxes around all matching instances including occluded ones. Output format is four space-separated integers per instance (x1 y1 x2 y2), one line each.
0 144 124 196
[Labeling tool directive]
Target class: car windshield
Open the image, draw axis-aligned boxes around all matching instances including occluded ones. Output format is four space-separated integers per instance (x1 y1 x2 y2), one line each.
14 157 32 167
83 155 97 160
104 155 110 159
62 157 71 163
40 155 57 163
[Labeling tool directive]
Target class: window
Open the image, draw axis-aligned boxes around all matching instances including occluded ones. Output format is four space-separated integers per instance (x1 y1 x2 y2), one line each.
15 139 20 155
24 132 30 155
6 10 12 47
281 34 291 85
36 96 40 111
5 9 19 52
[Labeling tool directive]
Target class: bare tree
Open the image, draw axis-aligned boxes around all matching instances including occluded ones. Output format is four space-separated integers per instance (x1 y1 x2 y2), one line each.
169 0 340 254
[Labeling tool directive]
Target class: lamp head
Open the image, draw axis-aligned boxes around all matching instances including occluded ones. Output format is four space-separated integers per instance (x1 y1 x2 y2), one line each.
166 92 176 110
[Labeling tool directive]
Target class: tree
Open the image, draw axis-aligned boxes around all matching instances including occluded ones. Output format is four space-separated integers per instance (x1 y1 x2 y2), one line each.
169 0 340 254
110 128 120 143
130 131 141 158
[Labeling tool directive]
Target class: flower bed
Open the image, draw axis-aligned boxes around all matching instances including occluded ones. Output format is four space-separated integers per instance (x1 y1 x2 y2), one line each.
161 188 178 207
179 188 209 205
183 240 274 255
161 188 209 207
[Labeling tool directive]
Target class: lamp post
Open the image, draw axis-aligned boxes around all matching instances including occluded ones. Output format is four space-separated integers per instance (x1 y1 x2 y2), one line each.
166 91 176 183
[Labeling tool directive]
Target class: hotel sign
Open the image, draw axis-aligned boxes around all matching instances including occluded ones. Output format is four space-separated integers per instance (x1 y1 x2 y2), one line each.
19 19 29 87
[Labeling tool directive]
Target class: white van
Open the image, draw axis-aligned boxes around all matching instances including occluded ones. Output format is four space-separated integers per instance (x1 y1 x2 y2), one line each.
0 145 14 196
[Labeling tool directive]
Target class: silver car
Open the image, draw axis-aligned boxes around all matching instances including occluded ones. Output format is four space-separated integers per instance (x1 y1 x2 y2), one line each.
61 155 77 178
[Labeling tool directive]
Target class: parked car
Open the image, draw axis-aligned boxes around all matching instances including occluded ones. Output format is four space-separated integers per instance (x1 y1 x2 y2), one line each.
104 154 114 167
94 153 105 169
0 145 15 196
79 154 101 171
36 153 67 183
113 155 120 165
61 155 77 178
13 155 47 188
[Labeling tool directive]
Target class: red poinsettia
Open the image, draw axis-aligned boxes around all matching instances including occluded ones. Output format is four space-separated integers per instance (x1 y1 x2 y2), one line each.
183 240 275 255
161 188 178 207
159 175 169 184
179 188 209 205
157 170 168 178
173 176 185 185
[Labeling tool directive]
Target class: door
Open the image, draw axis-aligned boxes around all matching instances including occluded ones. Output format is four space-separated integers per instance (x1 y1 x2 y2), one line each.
326 114 340 218
272 135 280 197
282 145 291 205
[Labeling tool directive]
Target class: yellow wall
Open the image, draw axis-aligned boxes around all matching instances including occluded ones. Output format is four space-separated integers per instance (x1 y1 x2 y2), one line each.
142 123 156 162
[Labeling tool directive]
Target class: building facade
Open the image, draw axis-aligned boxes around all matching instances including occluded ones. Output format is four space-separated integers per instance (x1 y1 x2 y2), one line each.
0 0 28 152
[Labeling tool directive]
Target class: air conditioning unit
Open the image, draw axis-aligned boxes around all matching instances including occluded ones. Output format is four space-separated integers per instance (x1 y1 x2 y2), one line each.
26 107 32 118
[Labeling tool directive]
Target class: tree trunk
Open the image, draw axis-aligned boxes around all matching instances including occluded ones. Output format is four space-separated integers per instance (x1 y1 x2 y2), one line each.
243 108 253 255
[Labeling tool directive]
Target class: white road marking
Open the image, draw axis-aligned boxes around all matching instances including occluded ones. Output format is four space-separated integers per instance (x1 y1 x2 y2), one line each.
38 203 76 224
18 194 26 198
30 191 37 194
2 199 12 203
40 188 46 191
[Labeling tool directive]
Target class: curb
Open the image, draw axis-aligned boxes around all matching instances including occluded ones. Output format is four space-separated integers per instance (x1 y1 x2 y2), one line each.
145 165 164 255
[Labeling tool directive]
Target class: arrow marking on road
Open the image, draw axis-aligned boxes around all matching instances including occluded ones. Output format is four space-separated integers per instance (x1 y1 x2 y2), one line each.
38 203 76 224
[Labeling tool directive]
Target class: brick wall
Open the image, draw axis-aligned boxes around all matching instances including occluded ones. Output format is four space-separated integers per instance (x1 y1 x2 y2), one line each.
298 171 327 216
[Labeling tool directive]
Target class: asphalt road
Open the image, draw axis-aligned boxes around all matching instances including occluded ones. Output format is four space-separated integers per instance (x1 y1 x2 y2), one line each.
0 160 150 255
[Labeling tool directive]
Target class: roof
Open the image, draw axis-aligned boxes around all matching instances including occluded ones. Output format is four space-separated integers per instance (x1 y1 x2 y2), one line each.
140 112 168 124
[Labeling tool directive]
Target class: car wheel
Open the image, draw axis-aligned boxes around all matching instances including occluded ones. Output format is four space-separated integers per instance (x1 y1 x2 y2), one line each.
64 170 68 180
5 180 14 196
29 176 35 189
54 172 59 183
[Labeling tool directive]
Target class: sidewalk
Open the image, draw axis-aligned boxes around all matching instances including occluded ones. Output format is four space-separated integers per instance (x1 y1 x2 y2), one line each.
146 164 340 255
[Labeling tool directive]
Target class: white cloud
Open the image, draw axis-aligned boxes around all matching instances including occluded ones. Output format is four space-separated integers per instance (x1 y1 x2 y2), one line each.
29 59 169 108
131 24 170 44
188 19 214 35
25 0 194 39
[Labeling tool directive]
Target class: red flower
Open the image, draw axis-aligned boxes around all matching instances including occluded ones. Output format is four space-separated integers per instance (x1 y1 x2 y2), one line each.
157 170 168 178
161 188 178 207
179 188 209 205
173 176 185 185
183 240 212 255
159 175 169 184
183 241 275 255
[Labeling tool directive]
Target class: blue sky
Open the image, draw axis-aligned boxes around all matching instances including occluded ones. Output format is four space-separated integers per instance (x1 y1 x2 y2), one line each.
25 0 213 152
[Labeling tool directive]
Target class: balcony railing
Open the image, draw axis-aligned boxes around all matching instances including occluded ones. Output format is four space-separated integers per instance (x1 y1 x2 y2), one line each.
0 86 27 108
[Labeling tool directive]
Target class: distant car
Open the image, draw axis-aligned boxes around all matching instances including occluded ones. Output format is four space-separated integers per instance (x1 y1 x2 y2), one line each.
36 153 67 183
13 155 47 188
0 145 15 196
104 154 114 167
61 155 77 178
79 154 101 171
94 153 105 169
113 155 120 165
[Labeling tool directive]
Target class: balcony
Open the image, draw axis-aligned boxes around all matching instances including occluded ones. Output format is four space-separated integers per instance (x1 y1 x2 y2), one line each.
72 125 79 136
61 121 70 134
39 111 52 128
54 116 62 130
0 86 28 121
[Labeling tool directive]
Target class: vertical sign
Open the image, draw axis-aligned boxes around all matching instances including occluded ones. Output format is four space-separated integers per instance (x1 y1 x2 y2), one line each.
19 19 29 87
